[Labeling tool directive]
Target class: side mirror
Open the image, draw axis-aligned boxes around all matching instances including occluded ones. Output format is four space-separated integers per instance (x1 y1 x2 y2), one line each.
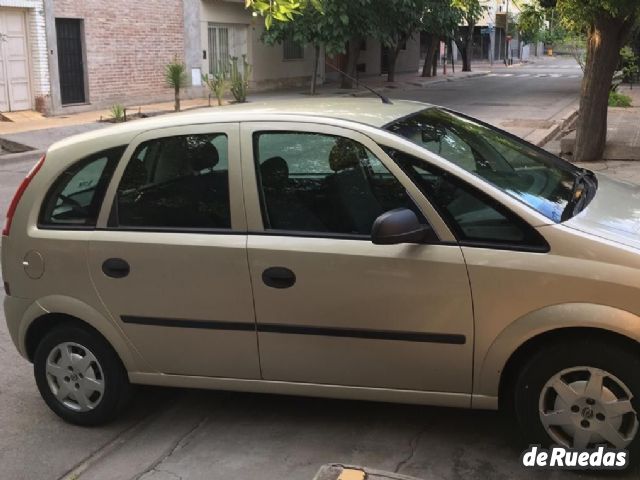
371 208 434 245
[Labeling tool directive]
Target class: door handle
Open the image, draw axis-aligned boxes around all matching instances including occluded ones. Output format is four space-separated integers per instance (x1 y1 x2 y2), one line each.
102 258 130 279
262 267 296 289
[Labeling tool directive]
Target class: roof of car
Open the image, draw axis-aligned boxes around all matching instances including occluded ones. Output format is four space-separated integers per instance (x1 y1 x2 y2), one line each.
210 97 430 127
48 98 430 153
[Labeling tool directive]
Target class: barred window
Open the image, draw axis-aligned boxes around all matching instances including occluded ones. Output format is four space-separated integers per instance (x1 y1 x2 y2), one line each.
283 36 304 60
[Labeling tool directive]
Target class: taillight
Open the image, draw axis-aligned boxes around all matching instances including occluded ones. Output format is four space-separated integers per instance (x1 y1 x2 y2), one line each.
2 155 46 236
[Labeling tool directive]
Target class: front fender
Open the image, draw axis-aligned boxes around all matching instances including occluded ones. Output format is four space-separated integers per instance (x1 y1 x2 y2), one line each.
474 303 640 401
18 294 151 373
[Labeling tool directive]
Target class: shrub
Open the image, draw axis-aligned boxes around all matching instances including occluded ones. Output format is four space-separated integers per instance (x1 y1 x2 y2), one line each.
164 56 187 112
109 104 126 122
609 91 632 107
229 55 252 103
202 68 228 107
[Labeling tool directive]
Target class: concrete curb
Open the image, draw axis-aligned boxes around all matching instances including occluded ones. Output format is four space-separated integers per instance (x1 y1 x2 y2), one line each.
313 464 426 480
524 98 580 147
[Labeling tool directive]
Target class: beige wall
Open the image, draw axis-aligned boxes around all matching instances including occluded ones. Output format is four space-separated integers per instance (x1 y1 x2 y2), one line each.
200 0 321 90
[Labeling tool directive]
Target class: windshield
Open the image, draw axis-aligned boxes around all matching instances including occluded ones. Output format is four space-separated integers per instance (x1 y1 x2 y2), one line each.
384 108 595 223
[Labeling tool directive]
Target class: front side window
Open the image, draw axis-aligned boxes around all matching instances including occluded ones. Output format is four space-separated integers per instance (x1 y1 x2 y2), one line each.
39 146 125 227
254 132 423 236
115 134 230 230
386 148 547 249
385 108 595 223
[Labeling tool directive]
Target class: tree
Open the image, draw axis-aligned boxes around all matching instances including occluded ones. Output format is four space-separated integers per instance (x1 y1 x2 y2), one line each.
262 1 355 94
452 0 485 72
245 0 322 29
372 0 427 82
557 0 640 161
164 56 187 112
421 0 462 77
516 3 545 56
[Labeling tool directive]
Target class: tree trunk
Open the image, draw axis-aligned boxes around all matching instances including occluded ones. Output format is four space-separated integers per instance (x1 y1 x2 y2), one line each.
422 34 438 77
311 44 320 95
455 38 470 73
574 17 634 162
174 87 180 112
387 43 401 82
433 46 438 76
463 25 474 72
341 38 361 89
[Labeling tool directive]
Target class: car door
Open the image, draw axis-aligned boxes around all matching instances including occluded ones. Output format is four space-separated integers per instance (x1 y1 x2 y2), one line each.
87 123 261 379
240 122 474 397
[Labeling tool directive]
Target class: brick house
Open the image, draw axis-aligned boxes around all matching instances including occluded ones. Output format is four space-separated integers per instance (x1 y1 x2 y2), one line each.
0 0 420 115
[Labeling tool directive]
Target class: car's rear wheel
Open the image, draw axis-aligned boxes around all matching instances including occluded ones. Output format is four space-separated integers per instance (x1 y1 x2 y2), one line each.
514 339 640 456
34 323 131 425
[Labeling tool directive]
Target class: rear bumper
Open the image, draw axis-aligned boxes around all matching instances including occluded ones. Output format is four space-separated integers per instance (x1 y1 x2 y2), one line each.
3 294 34 360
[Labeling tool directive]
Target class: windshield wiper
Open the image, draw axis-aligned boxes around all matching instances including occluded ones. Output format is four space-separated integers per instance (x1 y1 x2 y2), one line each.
561 168 597 221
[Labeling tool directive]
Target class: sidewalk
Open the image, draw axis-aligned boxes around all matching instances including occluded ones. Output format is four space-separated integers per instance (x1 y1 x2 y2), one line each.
557 85 640 161
0 68 493 139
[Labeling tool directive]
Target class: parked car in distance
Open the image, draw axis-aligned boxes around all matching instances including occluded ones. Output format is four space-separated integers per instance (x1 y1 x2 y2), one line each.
4 98 640 458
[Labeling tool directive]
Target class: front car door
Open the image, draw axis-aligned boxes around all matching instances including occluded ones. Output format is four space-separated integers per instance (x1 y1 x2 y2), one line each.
241 122 474 401
87 123 261 379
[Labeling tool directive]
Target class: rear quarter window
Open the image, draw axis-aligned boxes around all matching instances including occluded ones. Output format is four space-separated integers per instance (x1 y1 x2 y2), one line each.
39 146 126 228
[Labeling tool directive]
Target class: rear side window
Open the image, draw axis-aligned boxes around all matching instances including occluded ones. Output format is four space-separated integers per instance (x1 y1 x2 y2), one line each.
39 146 125 228
114 133 230 230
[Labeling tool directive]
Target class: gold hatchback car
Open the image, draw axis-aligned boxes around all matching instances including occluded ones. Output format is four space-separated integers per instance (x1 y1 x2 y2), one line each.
3 98 640 455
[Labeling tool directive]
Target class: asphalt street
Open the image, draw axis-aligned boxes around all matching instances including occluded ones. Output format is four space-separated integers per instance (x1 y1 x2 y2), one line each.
1 58 638 480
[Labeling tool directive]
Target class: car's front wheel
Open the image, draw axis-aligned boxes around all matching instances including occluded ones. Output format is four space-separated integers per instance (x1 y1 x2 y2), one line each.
33 323 131 425
514 338 640 456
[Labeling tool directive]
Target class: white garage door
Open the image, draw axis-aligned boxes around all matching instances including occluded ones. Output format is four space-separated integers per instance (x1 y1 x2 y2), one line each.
0 9 32 112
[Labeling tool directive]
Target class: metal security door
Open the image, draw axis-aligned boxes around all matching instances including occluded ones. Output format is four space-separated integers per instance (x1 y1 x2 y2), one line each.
56 18 85 105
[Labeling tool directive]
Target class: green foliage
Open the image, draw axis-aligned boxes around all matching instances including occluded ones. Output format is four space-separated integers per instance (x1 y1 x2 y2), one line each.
246 0 323 29
517 3 545 46
620 45 639 82
556 0 640 34
261 0 357 57
451 0 484 27
164 56 187 112
373 0 427 51
164 56 187 90
109 103 125 122
609 90 632 107
422 0 462 40
202 70 228 107
229 55 252 103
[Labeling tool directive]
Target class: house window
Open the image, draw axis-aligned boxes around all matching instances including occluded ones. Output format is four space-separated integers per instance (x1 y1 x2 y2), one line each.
208 24 230 74
283 36 304 60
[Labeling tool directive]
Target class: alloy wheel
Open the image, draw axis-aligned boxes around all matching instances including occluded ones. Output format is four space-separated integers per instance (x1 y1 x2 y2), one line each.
539 366 639 449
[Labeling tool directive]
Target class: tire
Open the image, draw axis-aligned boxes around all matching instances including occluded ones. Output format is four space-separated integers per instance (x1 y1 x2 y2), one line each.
514 338 640 461
33 323 131 426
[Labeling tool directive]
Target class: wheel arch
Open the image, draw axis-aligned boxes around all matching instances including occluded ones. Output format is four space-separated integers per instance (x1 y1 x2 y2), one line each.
475 303 640 406
497 326 640 411
20 295 149 372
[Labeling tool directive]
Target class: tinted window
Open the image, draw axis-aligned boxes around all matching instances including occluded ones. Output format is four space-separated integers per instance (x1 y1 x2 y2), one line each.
254 132 423 236
116 134 230 229
386 148 546 248
385 108 586 223
39 146 125 227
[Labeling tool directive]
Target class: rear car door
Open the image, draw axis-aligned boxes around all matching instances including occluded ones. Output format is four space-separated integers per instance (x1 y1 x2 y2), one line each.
87 124 261 378
241 122 474 398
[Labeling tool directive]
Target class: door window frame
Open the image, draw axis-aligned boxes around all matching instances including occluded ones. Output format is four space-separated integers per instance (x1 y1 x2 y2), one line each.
239 121 455 242
97 123 246 233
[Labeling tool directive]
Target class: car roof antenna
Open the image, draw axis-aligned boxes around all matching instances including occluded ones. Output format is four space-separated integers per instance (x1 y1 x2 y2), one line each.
325 60 393 105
